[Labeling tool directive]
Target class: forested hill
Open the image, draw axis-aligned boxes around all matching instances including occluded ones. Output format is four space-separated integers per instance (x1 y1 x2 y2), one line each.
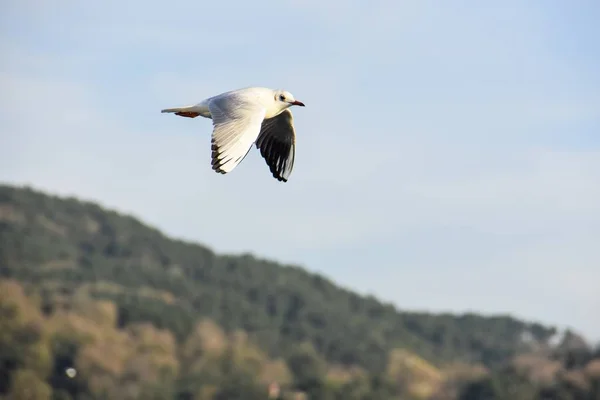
0 183 555 367
2 183 599 399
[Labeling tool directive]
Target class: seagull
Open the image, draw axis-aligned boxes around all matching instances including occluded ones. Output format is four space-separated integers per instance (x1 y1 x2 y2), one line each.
161 87 305 182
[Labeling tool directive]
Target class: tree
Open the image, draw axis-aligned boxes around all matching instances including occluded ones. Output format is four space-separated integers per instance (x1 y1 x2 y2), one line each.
0 280 52 394
287 342 329 395
6 369 52 400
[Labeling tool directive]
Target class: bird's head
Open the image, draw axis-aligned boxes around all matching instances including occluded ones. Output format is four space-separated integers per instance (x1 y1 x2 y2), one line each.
274 90 305 108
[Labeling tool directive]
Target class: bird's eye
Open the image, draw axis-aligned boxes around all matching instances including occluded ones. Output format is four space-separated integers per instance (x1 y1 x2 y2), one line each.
279 95 285 101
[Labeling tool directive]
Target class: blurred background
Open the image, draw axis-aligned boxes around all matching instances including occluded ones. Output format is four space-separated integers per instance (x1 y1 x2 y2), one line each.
1 1 599 399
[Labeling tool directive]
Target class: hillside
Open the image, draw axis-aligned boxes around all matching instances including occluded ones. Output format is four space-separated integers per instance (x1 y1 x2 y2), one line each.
1 183 599 400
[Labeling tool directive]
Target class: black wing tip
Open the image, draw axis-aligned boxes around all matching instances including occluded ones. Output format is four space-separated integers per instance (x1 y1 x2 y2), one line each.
211 163 227 174
267 160 290 182
210 150 227 174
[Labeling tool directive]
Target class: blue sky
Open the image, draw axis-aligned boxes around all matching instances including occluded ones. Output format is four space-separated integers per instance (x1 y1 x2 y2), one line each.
2 0 599 341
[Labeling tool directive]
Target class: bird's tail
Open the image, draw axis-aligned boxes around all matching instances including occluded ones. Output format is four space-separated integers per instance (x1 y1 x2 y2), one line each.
161 104 204 118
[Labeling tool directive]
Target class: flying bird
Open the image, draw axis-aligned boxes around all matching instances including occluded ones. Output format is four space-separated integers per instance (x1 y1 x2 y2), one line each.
161 87 305 182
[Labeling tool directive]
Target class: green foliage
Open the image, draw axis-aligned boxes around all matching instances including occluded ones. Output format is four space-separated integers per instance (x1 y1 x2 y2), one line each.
6 369 52 400
287 342 328 393
0 184 556 372
458 368 537 400
457 347 600 400
1 183 599 400
0 281 52 394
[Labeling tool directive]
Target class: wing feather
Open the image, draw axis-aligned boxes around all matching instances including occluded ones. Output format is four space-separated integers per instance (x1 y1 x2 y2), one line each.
208 94 266 174
255 109 296 182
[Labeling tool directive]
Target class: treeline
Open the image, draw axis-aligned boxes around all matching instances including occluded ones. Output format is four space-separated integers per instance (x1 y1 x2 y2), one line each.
2 279 599 400
0 184 557 373
1 184 600 399
0 279 449 399
458 348 600 400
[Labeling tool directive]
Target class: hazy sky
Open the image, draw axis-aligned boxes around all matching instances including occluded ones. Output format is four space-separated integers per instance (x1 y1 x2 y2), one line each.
2 1 599 340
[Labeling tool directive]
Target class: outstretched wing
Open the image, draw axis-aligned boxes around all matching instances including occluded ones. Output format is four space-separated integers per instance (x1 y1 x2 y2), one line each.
208 94 266 174
255 109 296 182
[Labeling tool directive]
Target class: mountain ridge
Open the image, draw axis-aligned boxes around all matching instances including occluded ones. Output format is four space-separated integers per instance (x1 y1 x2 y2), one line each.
3 182 599 399
0 182 580 341
0 182 562 368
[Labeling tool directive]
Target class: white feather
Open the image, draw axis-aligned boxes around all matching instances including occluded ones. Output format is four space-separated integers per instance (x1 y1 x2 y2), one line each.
161 86 304 181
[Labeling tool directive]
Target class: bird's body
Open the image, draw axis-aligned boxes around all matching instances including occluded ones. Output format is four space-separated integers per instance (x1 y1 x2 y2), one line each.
161 86 305 182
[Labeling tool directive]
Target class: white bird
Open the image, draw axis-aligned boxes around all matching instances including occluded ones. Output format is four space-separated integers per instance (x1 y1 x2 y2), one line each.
161 87 305 182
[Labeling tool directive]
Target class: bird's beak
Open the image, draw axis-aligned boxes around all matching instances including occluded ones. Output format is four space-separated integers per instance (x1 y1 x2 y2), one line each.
290 100 305 107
